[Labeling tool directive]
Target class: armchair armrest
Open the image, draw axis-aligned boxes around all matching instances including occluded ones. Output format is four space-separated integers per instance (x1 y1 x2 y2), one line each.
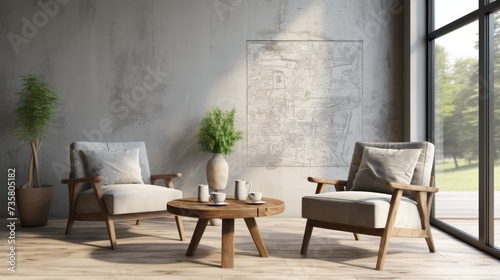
151 173 182 188
387 181 439 227
307 177 348 194
387 182 439 193
61 176 105 216
308 177 347 185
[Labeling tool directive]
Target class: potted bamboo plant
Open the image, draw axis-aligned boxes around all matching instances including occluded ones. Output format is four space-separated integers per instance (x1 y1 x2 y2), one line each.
14 74 61 227
197 106 243 192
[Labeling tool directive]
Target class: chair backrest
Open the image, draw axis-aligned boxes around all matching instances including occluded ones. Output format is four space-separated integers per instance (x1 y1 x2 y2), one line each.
70 142 152 190
346 141 435 191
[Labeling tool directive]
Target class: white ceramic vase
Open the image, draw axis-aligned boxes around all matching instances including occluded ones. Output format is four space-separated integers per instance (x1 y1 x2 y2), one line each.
206 153 229 191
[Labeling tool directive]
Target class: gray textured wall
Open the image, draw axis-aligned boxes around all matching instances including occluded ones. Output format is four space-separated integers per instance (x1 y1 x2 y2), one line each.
0 0 403 218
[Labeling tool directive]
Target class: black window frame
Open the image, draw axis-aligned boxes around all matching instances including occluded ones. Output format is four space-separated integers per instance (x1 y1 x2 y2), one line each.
427 0 500 259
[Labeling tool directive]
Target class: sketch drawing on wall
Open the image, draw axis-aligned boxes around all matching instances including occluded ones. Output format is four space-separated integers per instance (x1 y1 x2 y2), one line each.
247 40 363 167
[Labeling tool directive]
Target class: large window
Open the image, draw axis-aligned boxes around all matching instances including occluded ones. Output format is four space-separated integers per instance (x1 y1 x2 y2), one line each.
493 9 500 249
433 0 478 30
433 20 479 239
428 0 500 258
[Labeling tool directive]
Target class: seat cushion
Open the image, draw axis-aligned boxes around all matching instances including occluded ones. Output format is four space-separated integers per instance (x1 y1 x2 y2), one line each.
302 191 422 229
75 184 182 215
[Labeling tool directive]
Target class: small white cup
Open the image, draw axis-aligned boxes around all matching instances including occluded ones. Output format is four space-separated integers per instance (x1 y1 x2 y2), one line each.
198 184 209 202
248 191 262 202
210 192 226 204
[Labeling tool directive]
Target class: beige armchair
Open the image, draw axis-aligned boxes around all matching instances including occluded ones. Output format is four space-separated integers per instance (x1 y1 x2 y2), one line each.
301 141 438 270
61 142 185 249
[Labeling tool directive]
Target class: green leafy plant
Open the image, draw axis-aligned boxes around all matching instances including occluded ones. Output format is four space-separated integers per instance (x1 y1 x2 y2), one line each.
197 107 243 155
15 74 61 188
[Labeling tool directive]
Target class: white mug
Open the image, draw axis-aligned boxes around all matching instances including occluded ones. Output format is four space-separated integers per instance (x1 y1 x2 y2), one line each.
235 180 252 201
210 192 226 204
248 191 262 202
197 184 209 202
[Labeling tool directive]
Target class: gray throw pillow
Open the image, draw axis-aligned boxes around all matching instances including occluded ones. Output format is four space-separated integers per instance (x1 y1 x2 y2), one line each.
352 147 422 194
79 149 144 185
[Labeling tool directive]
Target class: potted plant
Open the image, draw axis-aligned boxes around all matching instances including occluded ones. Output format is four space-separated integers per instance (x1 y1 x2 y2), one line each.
14 74 61 227
197 106 243 191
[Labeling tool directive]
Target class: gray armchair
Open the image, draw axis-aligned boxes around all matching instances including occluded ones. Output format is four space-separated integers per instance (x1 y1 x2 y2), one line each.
61 142 185 249
301 141 438 270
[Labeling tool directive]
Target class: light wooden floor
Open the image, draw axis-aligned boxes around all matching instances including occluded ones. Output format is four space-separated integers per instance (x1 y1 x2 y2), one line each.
1 217 499 280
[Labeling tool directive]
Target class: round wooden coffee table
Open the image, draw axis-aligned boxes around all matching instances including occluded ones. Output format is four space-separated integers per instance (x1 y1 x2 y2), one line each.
167 196 285 268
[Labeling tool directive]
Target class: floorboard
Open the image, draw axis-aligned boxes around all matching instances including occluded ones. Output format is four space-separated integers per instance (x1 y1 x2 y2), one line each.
1 217 499 279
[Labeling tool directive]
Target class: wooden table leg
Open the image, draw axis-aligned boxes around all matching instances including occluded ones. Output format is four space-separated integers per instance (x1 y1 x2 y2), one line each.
244 218 268 257
186 219 209 256
221 219 235 268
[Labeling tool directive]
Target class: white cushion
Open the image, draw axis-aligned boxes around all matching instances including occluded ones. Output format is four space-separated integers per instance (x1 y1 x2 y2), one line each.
346 142 435 191
302 191 422 229
79 149 144 186
75 184 182 215
351 147 421 194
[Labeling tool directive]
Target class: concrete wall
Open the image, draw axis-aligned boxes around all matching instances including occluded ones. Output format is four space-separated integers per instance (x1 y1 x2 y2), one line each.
0 0 404 218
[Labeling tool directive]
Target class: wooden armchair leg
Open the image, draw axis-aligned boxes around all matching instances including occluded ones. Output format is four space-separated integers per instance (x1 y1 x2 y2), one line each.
65 217 75 235
301 219 314 255
175 216 185 241
376 228 392 270
425 230 436 252
375 189 403 270
105 219 118 250
417 192 436 253
353 233 360 240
